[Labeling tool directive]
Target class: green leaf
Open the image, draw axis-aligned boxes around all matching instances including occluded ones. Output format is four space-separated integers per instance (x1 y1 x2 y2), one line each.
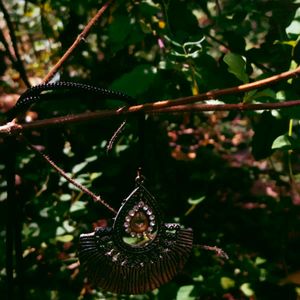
85 155 98 162
56 226 66 236
286 8 300 35
224 53 249 83
63 220 76 233
108 14 131 44
221 277 235 290
0 192 7 202
60 194 71 202
185 196 205 216
193 274 204 282
176 285 195 300
90 172 102 181
271 134 292 150
72 161 88 174
39 207 50 218
255 257 267 266
70 201 86 213
110 64 157 98
56 234 74 243
23 222 40 238
240 283 255 297
188 196 205 205
115 144 130 155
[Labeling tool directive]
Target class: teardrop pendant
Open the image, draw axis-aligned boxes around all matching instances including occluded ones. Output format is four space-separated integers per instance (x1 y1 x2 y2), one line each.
78 176 193 294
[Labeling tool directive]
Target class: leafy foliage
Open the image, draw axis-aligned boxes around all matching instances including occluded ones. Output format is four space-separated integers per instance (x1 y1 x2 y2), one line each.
1 0 300 299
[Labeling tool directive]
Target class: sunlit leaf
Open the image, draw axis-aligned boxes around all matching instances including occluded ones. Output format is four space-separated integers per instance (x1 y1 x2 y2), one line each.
255 257 267 265
240 283 255 297
221 277 235 290
224 53 249 83
23 223 40 238
56 234 74 243
0 192 7 202
176 285 194 300
63 220 76 233
85 155 98 162
193 274 204 282
70 201 86 213
286 8 300 35
39 207 50 218
56 226 66 236
72 161 88 174
60 194 71 202
188 196 205 205
90 172 102 181
271 134 292 150
115 144 129 155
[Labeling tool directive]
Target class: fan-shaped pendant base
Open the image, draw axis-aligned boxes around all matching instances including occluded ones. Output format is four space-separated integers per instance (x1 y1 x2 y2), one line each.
79 225 193 294
79 183 193 294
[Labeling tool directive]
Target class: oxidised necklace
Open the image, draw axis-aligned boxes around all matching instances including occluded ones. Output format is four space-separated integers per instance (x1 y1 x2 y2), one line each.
79 168 193 294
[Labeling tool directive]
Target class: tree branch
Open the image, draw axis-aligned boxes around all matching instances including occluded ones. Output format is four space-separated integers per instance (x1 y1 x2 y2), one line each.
43 0 113 83
2 99 300 136
1 60 299 134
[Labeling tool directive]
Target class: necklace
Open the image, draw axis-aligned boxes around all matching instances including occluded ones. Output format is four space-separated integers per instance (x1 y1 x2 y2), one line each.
79 171 193 294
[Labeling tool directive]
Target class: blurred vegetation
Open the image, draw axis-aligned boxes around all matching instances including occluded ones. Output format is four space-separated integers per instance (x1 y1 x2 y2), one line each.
1 0 300 299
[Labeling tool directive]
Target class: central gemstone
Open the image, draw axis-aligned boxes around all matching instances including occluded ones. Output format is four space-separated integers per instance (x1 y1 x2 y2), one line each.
130 211 149 233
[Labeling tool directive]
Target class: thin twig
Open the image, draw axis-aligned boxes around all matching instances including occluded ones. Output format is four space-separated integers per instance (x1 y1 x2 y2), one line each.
25 140 117 214
43 0 113 83
106 120 127 153
195 244 229 259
